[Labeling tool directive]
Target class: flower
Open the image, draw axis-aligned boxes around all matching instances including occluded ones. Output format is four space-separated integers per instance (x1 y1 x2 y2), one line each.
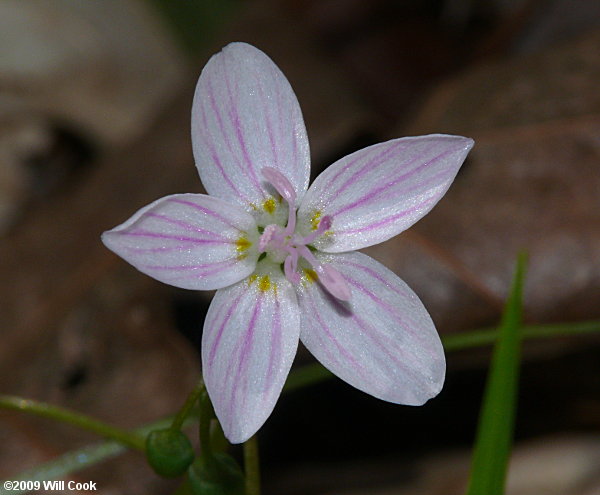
102 42 473 444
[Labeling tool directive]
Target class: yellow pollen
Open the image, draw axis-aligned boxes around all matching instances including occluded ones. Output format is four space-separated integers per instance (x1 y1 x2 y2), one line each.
310 211 322 231
258 275 271 292
249 203 258 211
263 197 276 214
304 269 319 284
237 253 248 261
248 274 258 286
236 236 251 252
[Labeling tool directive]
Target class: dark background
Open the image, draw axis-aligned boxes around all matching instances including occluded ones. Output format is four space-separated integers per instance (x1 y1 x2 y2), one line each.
1 1 599 493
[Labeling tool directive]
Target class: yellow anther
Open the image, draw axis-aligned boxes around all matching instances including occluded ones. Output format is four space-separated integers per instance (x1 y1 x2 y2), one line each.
304 269 319 284
236 236 251 252
258 275 271 292
262 197 276 214
310 211 322 231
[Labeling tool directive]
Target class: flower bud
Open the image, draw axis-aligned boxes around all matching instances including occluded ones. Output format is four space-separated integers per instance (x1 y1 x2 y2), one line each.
145 428 195 478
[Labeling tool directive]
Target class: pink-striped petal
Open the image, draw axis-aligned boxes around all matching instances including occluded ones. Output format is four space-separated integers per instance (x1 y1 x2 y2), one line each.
192 42 310 212
298 135 473 252
102 194 258 290
297 251 445 405
202 268 300 443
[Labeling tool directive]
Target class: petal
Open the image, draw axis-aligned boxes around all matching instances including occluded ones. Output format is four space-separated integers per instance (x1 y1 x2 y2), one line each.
297 251 445 405
202 266 300 443
298 135 473 252
102 194 258 290
192 42 310 212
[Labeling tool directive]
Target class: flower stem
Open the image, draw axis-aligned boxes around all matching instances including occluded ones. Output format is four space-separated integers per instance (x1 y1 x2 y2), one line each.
198 388 214 457
244 435 261 495
0 395 145 451
443 319 600 351
171 379 204 431
1 415 183 490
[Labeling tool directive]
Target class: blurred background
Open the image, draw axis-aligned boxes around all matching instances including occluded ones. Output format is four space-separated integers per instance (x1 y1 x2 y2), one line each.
1 0 599 493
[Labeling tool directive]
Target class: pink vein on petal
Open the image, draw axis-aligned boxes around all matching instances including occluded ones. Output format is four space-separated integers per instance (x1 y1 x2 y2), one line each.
304 289 370 381
207 290 246 367
327 296 422 384
167 198 244 229
228 293 262 429
334 259 412 300
123 244 221 254
200 80 250 204
342 275 433 353
120 229 233 245
145 213 230 240
206 73 256 195
255 70 279 169
333 195 437 235
331 148 454 217
142 258 237 272
264 294 282 392
223 58 263 197
319 142 396 197
329 140 408 201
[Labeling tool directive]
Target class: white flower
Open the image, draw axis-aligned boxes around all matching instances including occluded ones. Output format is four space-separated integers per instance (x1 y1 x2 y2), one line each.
103 43 473 443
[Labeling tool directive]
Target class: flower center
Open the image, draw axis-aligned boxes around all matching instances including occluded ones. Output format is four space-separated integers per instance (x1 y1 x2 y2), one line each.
258 168 351 301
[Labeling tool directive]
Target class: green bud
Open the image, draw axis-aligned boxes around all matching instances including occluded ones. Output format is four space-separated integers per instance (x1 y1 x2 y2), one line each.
146 428 195 478
188 454 245 495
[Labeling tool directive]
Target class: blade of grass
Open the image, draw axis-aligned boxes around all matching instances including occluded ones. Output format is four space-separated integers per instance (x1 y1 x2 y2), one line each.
465 253 527 495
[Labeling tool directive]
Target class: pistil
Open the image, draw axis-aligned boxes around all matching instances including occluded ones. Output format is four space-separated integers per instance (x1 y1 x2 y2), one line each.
259 168 351 301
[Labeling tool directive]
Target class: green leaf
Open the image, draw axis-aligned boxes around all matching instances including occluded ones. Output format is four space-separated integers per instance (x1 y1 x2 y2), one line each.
465 252 527 495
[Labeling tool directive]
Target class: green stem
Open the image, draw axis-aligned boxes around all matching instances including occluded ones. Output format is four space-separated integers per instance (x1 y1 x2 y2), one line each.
1 415 184 492
171 379 204 431
244 435 261 495
198 389 214 457
0 396 145 451
443 319 600 351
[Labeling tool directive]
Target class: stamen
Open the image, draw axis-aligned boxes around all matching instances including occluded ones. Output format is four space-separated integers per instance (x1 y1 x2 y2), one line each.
284 251 300 283
301 215 332 245
318 265 352 301
297 245 351 301
258 224 279 252
262 167 296 204
262 167 297 234
259 168 349 301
